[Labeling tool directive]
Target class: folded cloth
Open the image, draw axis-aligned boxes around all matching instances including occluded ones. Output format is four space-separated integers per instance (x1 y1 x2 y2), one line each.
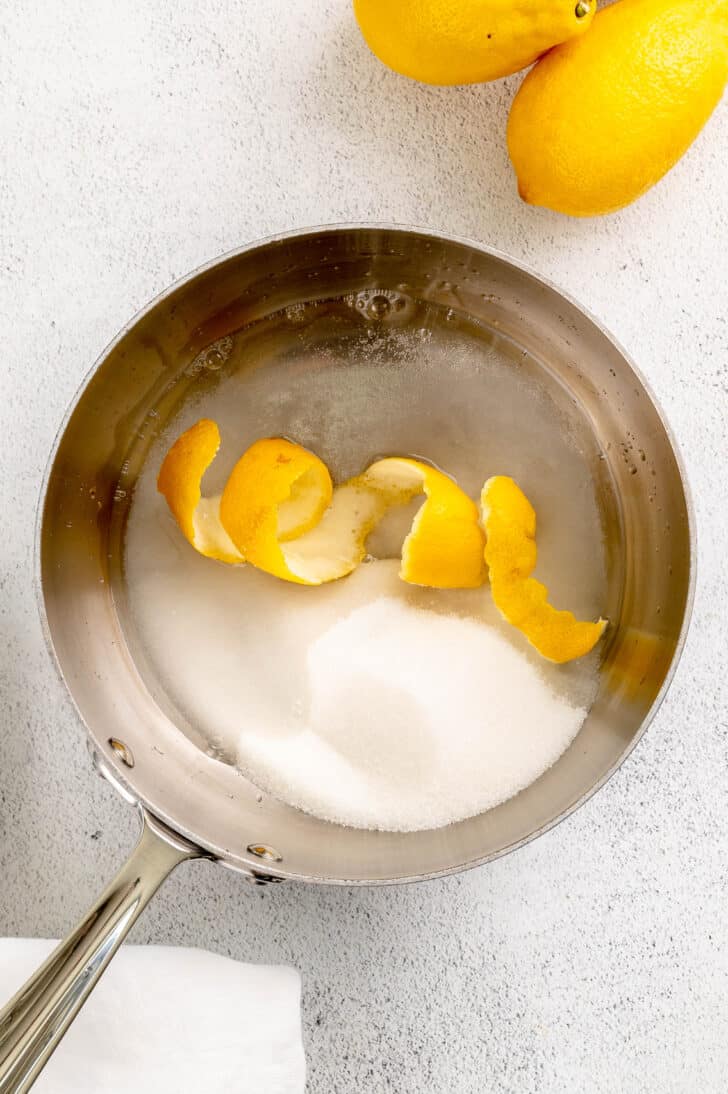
0 939 306 1093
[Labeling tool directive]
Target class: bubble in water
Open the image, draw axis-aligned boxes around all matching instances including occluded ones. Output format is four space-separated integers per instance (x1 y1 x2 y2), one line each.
368 295 391 319
188 335 233 375
285 303 308 323
351 288 408 321
205 349 225 371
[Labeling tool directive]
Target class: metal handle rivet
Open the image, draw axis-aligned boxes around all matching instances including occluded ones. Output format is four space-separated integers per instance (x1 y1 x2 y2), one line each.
108 738 134 768
575 1 591 16
247 844 282 863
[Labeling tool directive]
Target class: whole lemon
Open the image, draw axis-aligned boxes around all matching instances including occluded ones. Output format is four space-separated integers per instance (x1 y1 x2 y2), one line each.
507 0 728 216
353 0 595 85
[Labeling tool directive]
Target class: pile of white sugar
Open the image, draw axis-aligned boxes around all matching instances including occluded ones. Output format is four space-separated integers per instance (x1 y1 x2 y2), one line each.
237 585 588 831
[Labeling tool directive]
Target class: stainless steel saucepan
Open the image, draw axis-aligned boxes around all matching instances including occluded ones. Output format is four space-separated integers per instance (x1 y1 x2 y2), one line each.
0 226 694 1090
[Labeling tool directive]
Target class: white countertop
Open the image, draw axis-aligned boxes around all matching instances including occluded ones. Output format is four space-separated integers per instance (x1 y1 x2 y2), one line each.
2 3 727 1091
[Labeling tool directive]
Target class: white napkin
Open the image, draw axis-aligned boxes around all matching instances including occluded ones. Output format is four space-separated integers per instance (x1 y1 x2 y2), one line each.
0 939 306 1093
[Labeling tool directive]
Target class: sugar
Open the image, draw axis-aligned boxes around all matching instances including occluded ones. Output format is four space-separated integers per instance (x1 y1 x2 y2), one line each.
235 579 588 831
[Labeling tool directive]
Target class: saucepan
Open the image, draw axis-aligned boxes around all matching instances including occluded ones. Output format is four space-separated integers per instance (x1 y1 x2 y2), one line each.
0 226 694 1090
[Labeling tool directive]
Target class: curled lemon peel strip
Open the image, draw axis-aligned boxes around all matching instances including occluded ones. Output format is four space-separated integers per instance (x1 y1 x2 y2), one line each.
284 457 486 587
157 424 329 566
218 446 485 587
481 475 607 664
156 418 242 564
378 459 485 589
219 438 335 585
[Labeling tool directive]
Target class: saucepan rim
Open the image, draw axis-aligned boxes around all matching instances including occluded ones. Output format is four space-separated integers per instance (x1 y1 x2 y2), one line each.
34 222 697 884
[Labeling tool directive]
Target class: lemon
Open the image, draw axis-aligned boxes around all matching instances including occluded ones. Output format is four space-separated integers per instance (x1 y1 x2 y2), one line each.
482 476 606 663
507 0 728 216
353 0 594 85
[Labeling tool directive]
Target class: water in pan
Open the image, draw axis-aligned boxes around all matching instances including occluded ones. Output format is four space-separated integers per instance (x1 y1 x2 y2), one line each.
122 292 612 831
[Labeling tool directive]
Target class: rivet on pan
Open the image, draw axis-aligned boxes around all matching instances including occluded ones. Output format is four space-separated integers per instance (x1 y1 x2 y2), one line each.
108 738 134 768
575 1 591 16
247 844 283 863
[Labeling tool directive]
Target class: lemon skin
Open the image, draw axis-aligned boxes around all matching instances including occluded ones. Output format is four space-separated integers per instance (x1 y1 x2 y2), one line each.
353 0 595 85
508 0 728 216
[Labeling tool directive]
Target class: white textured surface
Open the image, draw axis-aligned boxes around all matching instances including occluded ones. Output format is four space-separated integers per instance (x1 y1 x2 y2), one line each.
1 3 727 1091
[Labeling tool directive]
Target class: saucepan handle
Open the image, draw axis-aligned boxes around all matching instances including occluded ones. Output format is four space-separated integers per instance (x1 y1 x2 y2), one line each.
0 810 203 1092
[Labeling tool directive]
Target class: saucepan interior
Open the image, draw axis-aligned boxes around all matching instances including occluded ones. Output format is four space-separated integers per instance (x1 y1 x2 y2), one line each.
38 226 693 883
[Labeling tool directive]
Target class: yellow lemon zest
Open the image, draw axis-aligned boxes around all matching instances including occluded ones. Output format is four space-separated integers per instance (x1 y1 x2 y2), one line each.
218 438 334 584
372 458 485 589
157 428 604 664
156 419 242 564
217 444 485 588
482 475 606 663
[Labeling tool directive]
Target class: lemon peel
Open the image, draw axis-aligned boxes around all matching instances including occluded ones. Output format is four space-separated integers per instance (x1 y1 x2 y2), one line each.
157 428 603 665
283 457 485 587
218 438 334 584
217 445 485 588
482 475 606 663
373 458 485 589
157 418 242 564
